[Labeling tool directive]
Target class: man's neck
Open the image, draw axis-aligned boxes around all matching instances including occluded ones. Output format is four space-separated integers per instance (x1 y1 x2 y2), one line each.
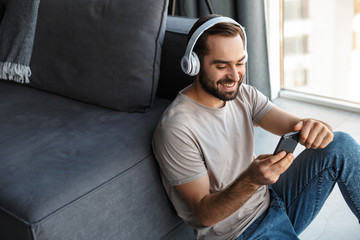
183 81 226 109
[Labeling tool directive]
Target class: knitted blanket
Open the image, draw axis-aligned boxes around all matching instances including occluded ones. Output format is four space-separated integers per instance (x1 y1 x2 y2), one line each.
0 0 40 84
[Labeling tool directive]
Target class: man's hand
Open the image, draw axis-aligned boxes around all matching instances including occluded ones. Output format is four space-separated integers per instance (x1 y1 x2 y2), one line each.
244 152 294 186
293 118 333 149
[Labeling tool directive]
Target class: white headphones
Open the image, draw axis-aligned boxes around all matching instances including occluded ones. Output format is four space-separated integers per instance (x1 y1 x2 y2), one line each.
181 16 248 76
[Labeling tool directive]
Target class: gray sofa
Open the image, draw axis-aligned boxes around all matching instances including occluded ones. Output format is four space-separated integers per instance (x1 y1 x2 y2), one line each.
0 0 197 239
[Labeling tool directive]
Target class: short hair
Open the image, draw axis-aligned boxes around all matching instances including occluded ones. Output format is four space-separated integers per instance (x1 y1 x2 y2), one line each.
187 14 246 61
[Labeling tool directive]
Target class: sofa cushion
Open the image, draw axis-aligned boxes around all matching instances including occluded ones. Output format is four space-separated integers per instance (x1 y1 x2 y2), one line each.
28 0 168 112
0 81 182 239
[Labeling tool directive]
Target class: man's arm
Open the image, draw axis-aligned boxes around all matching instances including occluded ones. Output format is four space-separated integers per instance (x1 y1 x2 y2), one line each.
258 106 333 149
175 151 294 226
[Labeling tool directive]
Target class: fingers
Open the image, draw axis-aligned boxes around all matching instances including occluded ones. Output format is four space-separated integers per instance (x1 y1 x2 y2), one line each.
309 129 333 149
319 132 334 148
271 152 294 174
299 119 322 148
293 120 303 132
266 153 294 183
298 119 334 149
251 152 294 185
256 154 274 160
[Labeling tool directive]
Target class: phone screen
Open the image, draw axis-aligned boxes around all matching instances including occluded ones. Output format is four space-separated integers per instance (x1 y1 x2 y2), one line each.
273 131 300 155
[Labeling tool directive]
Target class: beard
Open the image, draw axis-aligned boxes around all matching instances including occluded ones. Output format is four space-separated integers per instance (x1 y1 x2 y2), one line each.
199 68 243 101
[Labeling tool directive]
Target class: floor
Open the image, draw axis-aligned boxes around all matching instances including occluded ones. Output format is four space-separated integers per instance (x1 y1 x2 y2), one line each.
254 97 360 240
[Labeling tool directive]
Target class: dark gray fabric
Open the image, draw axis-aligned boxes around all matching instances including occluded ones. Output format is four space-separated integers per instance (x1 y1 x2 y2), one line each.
0 211 33 240
162 222 196 240
0 7 202 239
32 158 179 240
0 81 183 239
28 0 168 112
157 16 197 100
169 0 236 18
0 0 40 83
167 0 271 98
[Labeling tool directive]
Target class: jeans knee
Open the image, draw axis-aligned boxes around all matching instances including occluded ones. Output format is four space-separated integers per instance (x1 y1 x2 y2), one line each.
330 131 360 166
319 131 360 166
331 131 358 150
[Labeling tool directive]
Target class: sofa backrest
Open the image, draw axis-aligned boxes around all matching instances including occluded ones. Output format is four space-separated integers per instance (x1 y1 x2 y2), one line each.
26 0 168 112
157 16 197 100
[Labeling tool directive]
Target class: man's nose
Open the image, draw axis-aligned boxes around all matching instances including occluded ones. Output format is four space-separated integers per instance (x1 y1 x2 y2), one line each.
226 66 240 81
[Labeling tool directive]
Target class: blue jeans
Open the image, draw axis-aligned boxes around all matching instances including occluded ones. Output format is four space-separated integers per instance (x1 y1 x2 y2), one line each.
237 132 360 240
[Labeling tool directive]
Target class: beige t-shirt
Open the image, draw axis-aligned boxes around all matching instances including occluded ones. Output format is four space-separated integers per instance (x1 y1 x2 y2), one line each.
152 84 274 240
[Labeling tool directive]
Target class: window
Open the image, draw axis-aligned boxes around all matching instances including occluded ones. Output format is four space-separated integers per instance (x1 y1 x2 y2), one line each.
282 0 360 105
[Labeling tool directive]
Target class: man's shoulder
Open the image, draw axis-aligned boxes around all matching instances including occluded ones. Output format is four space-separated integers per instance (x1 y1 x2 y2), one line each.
237 84 258 98
153 94 200 152
157 93 197 130
235 84 271 106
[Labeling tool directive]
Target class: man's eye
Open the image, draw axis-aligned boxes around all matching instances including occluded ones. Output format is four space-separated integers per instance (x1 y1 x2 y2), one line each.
236 63 245 69
217 66 226 69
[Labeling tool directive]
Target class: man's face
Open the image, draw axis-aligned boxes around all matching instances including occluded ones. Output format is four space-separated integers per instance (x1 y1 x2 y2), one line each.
198 34 246 101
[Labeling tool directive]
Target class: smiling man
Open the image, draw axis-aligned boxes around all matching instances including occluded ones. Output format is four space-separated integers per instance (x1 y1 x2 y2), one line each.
152 15 360 240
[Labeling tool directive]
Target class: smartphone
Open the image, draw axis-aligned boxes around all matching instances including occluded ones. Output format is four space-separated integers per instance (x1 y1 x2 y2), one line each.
273 131 300 155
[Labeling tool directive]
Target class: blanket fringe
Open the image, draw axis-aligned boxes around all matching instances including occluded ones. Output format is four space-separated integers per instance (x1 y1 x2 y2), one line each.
0 62 31 84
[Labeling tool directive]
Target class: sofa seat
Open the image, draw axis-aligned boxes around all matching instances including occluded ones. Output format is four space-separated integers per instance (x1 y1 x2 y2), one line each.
0 81 182 239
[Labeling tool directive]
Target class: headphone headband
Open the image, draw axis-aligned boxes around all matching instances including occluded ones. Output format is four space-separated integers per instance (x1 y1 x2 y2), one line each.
181 16 248 76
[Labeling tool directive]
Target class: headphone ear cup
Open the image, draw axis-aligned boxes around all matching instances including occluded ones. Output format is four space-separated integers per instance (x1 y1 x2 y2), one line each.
188 52 200 76
181 56 191 75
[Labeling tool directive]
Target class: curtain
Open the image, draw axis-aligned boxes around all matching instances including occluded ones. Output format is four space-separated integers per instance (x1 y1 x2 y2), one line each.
169 0 271 98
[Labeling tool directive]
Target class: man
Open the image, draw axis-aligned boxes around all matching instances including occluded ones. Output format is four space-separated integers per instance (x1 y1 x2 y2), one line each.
152 14 360 239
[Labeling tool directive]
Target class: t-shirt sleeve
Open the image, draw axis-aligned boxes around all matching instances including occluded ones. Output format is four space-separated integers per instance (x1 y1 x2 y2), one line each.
152 124 207 186
242 85 274 125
